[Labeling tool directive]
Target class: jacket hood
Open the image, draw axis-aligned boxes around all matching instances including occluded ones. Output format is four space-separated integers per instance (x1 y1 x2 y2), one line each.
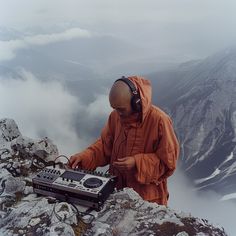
127 76 152 121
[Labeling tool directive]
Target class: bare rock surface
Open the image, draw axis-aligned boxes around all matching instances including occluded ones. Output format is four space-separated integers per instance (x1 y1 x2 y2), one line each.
0 118 228 235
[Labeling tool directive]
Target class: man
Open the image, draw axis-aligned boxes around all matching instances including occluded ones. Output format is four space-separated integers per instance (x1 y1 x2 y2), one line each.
69 76 179 205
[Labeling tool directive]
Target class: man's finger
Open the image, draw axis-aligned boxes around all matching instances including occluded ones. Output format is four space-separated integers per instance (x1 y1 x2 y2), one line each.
72 161 77 169
113 161 126 168
68 156 75 167
117 157 128 162
72 159 81 169
113 161 126 165
69 155 82 169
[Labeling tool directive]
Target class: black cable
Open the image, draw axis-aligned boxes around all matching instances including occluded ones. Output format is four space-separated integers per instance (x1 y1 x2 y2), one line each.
70 203 95 224
109 122 139 186
51 155 72 169
53 155 70 163
64 194 95 224
31 156 47 169
109 137 128 187
129 122 138 156
51 201 78 223
112 126 123 159
31 154 70 170
52 200 95 225
53 155 71 165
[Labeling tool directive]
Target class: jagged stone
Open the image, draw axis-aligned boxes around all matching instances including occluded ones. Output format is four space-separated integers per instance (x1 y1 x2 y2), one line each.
0 118 228 235
84 188 227 236
49 222 75 236
0 118 21 143
11 136 58 162
0 119 59 178
2 175 25 196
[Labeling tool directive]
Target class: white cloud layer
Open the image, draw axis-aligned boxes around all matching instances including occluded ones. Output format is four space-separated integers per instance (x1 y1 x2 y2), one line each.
169 169 235 236
0 70 111 156
0 28 92 61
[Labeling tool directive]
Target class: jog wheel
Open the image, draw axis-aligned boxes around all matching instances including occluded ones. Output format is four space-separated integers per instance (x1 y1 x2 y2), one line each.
83 177 103 188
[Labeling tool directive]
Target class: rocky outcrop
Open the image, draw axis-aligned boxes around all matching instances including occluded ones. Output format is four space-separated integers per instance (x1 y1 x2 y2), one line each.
0 118 227 235
0 118 58 177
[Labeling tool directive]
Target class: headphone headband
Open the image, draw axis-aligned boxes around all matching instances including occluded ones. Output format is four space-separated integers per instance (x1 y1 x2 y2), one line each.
115 76 142 112
115 76 138 95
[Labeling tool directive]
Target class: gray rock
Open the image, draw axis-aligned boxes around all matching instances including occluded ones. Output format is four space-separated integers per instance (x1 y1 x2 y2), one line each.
49 222 75 236
0 118 21 143
85 188 227 236
0 118 228 236
0 118 59 178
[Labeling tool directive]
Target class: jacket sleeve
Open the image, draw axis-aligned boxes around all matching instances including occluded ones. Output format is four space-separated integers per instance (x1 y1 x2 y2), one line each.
134 116 179 185
79 115 114 170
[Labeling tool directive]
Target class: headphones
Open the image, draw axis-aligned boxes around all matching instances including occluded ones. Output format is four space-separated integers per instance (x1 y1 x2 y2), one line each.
115 76 142 112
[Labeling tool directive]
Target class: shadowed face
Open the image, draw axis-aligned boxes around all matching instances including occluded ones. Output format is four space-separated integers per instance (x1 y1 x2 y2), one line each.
109 81 133 118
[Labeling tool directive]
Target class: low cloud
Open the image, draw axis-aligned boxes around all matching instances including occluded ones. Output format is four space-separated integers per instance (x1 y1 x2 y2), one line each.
0 28 92 61
0 69 111 156
169 169 235 236
87 93 111 118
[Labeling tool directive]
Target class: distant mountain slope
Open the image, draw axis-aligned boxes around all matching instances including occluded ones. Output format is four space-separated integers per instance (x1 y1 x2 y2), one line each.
148 48 236 198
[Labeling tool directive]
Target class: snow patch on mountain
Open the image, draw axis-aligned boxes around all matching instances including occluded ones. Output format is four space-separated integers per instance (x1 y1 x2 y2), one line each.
169 48 236 197
195 168 221 185
221 193 236 201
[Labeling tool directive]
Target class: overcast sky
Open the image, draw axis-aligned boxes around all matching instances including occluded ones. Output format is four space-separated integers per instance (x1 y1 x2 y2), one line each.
1 0 236 62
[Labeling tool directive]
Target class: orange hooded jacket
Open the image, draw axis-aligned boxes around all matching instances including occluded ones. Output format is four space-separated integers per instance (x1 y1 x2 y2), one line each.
78 76 179 205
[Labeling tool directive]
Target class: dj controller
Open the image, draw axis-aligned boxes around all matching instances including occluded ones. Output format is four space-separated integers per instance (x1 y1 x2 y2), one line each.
32 167 117 210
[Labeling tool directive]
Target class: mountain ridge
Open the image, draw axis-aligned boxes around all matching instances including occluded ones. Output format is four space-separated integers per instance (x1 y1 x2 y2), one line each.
148 48 236 199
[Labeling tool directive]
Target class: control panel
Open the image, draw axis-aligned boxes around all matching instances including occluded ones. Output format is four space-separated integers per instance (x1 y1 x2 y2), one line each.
32 167 117 210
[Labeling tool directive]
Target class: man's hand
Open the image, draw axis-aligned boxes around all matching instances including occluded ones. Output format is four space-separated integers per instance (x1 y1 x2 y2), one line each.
113 156 136 171
69 153 83 169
